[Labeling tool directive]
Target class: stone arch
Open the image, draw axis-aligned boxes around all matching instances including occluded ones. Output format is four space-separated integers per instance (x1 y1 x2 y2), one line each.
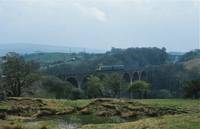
66 76 78 88
81 75 91 90
122 72 131 84
132 72 139 82
140 71 146 81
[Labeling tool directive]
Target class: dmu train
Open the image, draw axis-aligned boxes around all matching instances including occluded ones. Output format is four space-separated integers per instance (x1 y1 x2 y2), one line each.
96 65 124 71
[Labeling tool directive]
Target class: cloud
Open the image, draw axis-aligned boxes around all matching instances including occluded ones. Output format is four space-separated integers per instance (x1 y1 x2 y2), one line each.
193 1 199 9
75 3 106 22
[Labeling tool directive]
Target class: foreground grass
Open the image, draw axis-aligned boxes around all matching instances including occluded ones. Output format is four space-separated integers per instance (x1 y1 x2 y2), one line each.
78 99 200 129
0 98 199 129
0 97 97 111
133 99 200 112
79 113 200 129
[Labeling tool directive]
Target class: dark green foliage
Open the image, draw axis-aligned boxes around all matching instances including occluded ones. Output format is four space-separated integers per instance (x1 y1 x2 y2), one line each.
85 74 125 98
147 64 189 98
47 47 169 74
158 89 172 99
93 47 168 68
0 84 11 101
128 81 149 99
107 73 125 98
115 47 169 67
182 79 200 99
179 49 200 62
146 63 200 98
70 88 84 100
111 47 123 53
42 76 84 100
86 76 104 98
0 52 41 97
42 76 71 99
49 63 74 74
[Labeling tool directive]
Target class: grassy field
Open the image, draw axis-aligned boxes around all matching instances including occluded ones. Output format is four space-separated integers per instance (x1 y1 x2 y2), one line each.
79 113 200 129
0 98 199 129
133 99 200 112
80 99 200 129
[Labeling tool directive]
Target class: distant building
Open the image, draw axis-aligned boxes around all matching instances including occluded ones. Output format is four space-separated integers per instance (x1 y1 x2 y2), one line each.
72 56 84 61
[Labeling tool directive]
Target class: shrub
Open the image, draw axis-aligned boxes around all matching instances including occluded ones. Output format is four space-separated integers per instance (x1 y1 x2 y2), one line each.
158 89 172 99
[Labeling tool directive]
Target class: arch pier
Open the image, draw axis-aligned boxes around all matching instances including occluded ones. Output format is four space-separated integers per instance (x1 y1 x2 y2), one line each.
57 68 147 89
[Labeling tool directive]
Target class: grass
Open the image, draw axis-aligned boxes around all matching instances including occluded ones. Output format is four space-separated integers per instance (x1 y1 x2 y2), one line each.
24 52 72 63
0 98 199 129
78 113 200 129
133 99 200 112
61 99 97 108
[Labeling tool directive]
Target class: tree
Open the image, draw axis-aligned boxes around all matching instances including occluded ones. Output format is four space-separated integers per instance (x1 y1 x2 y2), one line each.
182 79 200 99
128 81 149 99
86 76 104 98
42 76 71 99
107 73 125 98
158 89 172 99
146 64 189 98
70 88 84 100
0 83 12 101
0 52 41 97
179 50 200 62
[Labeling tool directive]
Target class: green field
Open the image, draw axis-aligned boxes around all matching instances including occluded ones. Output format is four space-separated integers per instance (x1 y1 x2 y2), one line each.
0 98 199 129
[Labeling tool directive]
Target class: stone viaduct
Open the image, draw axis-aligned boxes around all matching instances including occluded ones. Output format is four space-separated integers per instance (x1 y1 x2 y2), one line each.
57 68 147 90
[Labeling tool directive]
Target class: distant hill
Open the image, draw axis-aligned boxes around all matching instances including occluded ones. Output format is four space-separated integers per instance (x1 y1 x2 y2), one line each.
168 52 185 63
0 43 107 56
178 49 200 62
182 58 200 71
168 52 185 56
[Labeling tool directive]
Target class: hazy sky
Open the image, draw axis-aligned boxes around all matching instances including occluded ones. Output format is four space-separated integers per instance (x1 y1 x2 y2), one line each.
0 0 199 52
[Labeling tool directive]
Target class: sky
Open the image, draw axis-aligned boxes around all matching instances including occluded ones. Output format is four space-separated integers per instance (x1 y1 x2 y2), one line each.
0 0 199 52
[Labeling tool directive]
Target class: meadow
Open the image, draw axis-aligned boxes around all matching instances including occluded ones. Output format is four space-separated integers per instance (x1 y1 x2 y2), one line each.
0 98 199 129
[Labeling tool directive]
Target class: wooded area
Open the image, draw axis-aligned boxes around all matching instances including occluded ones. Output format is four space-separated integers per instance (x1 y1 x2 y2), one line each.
0 47 200 100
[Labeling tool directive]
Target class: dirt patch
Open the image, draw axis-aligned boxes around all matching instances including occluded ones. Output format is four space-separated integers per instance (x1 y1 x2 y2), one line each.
55 109 75 115
96 111 109 116
121 111 140 118
0 98 47 117
84 99 188 118
0 124 22 129
3 98 46 108
0 98 188 119
0 112 7 120
81 108 91 115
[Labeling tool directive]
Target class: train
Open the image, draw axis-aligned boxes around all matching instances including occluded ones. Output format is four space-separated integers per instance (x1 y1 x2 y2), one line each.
96 65 124 71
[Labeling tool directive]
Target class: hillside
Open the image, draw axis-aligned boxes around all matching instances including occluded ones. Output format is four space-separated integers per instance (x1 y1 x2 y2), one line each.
182 58 200 71
179 49 200 62
0 43 107 57
45 47 169 74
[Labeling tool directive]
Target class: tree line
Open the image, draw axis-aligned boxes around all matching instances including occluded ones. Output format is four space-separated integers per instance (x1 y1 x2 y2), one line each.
0 48 200 100
47 47 169 74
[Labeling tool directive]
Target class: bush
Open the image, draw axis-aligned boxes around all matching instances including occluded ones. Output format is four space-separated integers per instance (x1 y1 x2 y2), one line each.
0 84 12 101
158 89 172 99
70 88 84 100
182 79 200 99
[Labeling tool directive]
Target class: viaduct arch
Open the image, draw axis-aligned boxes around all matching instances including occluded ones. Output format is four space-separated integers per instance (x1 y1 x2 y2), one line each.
81 75 90 90
59 69 147 89
66 77 78 88
132 72 139 82
122 72 131 84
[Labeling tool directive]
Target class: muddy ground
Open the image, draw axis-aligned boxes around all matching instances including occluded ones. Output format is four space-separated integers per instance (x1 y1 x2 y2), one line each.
0 98 187 119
